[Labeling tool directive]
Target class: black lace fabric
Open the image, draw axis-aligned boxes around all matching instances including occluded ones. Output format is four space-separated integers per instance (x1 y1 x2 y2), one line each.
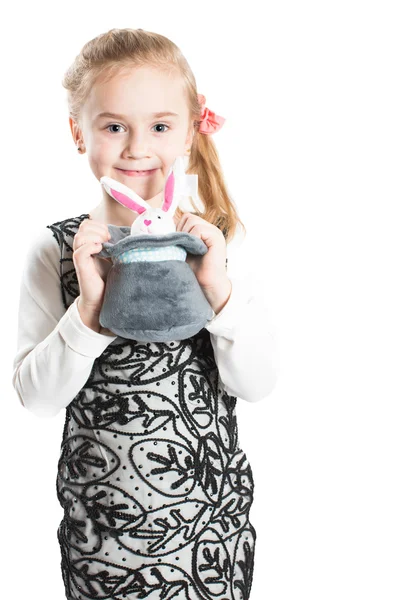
46 214 256 600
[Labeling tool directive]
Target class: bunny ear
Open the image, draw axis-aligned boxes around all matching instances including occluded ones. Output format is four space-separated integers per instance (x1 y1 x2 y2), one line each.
100 176 149 215
161 156 185 215
162 168 175 213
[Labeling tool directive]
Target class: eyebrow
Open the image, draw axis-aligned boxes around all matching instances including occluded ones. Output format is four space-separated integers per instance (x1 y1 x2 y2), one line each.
95 111 179 121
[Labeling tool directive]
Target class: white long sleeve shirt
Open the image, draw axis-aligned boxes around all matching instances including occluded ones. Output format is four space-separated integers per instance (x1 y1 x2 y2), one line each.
12 226 279 417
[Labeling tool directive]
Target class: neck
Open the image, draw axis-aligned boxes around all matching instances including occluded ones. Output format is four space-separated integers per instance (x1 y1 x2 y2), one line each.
88 188 137 226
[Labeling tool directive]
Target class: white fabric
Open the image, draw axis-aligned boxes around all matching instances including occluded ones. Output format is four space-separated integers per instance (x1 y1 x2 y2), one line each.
12 226 279 417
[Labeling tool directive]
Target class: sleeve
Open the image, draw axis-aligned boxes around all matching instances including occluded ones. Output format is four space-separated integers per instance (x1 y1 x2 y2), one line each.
204 232 280 402
11 228 118 418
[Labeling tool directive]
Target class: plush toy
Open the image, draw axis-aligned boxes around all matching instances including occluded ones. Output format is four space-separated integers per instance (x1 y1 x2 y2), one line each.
97 156 214 342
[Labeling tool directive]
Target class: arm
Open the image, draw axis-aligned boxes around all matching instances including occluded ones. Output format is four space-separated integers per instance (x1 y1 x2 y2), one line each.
205 266 280 403
12 228 118 418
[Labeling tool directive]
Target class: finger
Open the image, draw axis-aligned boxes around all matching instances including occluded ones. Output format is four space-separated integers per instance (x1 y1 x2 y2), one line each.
80 219 111 238
73 233 106 251
73 240 104 259
176 212 192 232
81 217 107 230
75 225 110 243
182 215 205 234
82 226 110 241
75 231 109 250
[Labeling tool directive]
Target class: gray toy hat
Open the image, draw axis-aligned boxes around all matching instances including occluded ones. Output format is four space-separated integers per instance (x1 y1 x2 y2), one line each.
97 227 214 342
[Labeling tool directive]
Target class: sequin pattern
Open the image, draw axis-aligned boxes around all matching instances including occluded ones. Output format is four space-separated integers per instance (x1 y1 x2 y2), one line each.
46 214 256 600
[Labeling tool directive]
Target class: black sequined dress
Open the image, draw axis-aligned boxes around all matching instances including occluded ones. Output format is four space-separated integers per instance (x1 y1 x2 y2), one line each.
47 214 256 600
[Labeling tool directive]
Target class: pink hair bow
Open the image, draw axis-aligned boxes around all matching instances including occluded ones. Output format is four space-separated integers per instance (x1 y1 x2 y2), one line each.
197 94 225 135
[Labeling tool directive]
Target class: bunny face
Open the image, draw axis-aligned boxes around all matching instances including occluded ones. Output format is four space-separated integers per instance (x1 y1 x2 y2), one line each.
100 155 190 236
130 206 176 235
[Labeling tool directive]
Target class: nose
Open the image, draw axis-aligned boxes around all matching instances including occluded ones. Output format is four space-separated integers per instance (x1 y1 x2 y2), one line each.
122 130 151 159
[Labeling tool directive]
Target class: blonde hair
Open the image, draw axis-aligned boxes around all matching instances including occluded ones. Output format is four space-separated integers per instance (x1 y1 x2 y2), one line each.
62 28 246 244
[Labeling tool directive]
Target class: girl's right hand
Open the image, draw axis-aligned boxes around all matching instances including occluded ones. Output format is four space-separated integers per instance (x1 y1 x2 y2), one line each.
72 218 111 317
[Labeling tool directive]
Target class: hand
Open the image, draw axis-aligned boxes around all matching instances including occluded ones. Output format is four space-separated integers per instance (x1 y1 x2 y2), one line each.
72 218 111 320
173 212 232 313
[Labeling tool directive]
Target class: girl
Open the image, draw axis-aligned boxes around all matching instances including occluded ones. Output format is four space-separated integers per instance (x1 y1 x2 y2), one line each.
12 28 278 600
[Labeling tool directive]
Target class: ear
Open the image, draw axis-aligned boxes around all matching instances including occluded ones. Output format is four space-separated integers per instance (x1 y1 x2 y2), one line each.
161 168 175 213
69 117 83 147
100 176 149 215
161 156 185 216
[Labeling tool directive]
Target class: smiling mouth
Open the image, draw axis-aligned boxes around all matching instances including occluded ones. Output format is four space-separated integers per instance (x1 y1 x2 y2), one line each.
116 168 158 176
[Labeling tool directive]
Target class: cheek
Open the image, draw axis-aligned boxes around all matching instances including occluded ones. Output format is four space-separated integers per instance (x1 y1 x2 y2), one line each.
89 137 115 162
161 131 187 158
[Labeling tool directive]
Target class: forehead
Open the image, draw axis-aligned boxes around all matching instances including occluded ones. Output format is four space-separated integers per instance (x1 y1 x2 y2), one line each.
84 66 189 120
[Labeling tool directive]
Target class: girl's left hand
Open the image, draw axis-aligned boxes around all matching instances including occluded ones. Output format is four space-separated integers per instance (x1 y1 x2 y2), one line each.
173 212 229 291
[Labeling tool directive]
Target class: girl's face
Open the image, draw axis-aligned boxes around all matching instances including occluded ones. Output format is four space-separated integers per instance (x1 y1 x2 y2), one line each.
73 66 194 206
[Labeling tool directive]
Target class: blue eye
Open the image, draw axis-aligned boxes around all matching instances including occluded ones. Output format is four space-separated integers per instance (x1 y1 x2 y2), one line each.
106 123 170 133
152 123 169 133
107 124 124 133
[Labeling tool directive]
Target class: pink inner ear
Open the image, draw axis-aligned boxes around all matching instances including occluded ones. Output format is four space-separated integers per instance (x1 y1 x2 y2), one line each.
111 188 146 214
162 171 175 212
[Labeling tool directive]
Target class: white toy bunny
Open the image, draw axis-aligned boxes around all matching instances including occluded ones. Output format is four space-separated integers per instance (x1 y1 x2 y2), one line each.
100 155 202 236
96 155 214 342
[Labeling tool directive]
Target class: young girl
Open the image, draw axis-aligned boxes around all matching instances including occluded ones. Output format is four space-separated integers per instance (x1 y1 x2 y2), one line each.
12 28 278 600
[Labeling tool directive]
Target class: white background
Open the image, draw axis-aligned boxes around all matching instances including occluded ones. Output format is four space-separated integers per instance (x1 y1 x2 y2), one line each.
2 0 400 598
